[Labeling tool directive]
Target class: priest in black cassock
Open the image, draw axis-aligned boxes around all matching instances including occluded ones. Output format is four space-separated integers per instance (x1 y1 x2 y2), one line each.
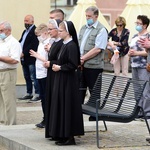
48 21 84 146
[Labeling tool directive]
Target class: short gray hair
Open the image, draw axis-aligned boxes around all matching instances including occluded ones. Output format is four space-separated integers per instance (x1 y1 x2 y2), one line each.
85 6 99 16
0 21 12 30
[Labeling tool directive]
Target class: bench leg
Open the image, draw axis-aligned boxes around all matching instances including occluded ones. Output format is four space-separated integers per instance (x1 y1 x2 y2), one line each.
141 108 150 135
103 120 107 131
96 114 100 148
145 118 150 135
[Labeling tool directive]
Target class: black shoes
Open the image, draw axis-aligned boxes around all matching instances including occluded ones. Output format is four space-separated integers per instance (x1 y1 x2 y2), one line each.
19 94 33 100
35 120 45 128
55 137 76 146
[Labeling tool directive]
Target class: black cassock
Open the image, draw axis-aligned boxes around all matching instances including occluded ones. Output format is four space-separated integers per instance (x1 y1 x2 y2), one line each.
45 39 63 138
47 40 84 138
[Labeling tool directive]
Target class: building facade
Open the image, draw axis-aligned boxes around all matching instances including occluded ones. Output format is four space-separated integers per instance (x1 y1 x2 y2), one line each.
50 0 127 28
96 0 127 27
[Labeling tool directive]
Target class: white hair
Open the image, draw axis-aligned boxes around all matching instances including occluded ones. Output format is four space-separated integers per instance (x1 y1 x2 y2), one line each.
0 21 12 30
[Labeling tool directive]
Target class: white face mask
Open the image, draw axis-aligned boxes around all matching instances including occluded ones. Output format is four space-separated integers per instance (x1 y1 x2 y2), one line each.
37 35 46 43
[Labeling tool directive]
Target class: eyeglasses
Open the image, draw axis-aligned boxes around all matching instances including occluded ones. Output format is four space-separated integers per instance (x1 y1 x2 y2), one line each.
48 28 57 31
135 22 143 26
116 24 123 27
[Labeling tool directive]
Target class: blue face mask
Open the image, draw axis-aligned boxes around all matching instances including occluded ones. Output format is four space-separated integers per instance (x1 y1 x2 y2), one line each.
135 25 143 32
0 33 7 40
87 19 94 26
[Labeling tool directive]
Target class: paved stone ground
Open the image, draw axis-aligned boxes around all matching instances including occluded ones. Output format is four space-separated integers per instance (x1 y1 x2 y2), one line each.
0 99 150 150
16 100 43 125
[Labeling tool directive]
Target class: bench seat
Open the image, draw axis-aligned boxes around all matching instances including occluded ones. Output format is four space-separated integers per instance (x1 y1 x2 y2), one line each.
82 73 150 148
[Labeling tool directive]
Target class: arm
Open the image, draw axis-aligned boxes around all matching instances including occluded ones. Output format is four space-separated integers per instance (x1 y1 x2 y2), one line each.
30 50 47 62
0 40 21 64
128 49 147 57
52 43 79 72
138 37 150 51
107 29 118 50
81 47 101 62
0 56 18 64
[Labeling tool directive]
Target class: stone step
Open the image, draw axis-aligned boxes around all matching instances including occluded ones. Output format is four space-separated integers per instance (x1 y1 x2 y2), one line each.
0 121 150 150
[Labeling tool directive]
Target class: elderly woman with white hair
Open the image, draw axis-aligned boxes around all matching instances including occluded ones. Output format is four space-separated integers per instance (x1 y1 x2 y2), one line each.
43 19 64 137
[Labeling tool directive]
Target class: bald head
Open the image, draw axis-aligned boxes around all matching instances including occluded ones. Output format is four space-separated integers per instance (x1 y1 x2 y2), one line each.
24 15 34 25
24 15 34 29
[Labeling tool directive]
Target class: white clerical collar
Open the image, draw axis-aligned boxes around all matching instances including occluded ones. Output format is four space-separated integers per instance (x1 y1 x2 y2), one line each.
63 37 72 44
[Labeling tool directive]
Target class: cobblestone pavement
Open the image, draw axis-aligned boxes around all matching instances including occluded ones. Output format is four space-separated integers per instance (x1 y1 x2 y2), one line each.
0 99 150 150
16 100 43 125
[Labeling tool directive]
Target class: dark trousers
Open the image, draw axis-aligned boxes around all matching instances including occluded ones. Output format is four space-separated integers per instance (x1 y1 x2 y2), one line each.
22 63 39 94
38 77 47 121
78 67 103 104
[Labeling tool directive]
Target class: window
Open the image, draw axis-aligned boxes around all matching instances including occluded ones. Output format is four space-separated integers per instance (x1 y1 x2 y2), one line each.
67 0 77 5
103 14 111 26
51 0 77 7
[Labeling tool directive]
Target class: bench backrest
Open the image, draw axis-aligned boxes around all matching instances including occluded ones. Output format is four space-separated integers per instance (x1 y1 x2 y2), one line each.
86 73 147 117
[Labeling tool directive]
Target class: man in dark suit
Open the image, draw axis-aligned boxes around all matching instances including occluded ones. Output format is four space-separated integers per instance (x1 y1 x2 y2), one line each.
19 15 40 102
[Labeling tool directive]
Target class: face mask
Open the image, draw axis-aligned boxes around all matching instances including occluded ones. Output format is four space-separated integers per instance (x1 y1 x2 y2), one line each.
135 25 143 32
87 19 94 26
24 23 32 30
0 33 7 40
37 35 46 43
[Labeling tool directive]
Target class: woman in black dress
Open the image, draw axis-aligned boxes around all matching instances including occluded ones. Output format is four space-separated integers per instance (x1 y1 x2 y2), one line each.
44 19 63 137
49 21 84 145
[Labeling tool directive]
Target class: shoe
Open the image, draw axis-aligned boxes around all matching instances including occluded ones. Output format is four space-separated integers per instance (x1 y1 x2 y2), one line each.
89 116 101 121
35 120 45 128
28 95 41 103
19 94 33 100
146 136 150 142
55 137 76 146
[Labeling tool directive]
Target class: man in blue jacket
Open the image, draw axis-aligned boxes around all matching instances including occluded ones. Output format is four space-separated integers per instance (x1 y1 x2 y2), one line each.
19 15 40 102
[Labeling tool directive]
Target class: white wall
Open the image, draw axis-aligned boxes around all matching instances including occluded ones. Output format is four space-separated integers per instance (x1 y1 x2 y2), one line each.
0 0 50 84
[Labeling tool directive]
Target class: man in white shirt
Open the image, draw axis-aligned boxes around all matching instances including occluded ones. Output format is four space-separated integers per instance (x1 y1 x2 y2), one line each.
0 21 21 125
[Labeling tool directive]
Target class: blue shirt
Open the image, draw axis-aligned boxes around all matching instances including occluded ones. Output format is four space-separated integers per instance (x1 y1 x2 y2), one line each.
20 24 34 48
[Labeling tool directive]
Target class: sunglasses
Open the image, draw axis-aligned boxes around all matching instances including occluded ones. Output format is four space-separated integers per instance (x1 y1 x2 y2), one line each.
116 24 123 27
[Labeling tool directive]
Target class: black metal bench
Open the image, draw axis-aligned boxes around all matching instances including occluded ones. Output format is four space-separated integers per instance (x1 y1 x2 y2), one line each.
82 73 150 148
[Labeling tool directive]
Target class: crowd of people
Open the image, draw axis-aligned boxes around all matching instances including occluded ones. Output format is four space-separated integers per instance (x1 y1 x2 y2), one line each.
0 5 150 146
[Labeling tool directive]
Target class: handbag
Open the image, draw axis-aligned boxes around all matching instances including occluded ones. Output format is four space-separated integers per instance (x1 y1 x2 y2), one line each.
110 49 119 64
